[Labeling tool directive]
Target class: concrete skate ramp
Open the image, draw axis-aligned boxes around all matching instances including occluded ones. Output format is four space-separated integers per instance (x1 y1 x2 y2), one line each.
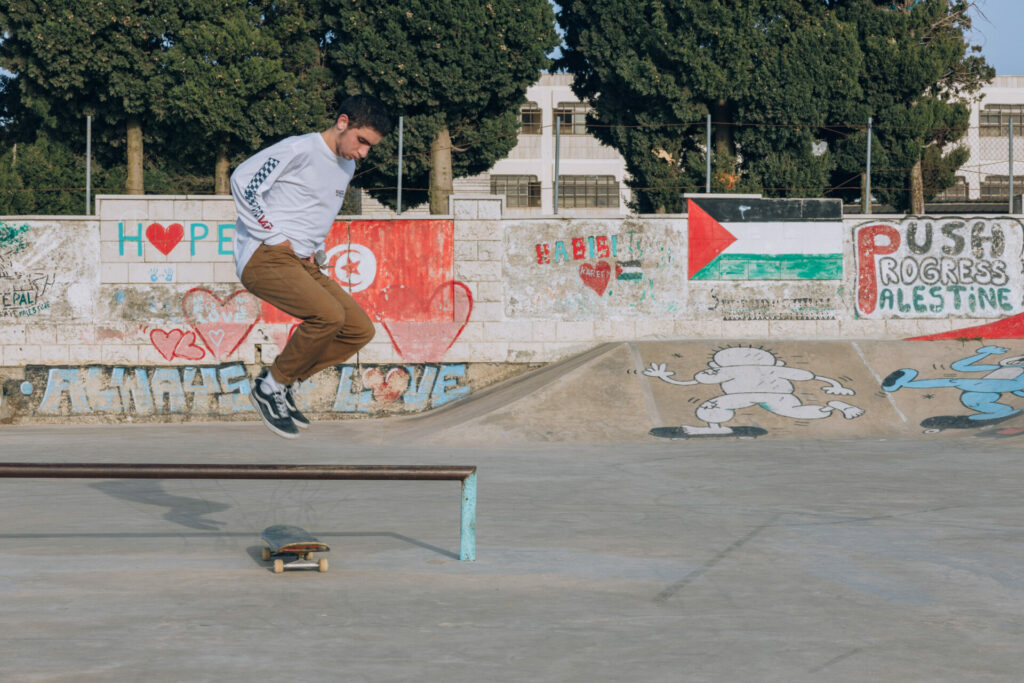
396 340 1024 444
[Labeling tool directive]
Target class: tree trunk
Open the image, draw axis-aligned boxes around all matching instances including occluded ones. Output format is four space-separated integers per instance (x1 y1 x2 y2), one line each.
710 99 736 158
126 118 144 195
215 139 230 195
909 157 925 215
429 125 453 215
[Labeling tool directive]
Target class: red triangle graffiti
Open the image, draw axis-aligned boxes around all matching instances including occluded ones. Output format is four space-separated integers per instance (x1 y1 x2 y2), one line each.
687 199 738 279
909 312 1024 341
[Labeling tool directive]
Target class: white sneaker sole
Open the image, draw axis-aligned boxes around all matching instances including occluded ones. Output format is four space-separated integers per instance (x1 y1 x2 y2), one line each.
249 391 299 439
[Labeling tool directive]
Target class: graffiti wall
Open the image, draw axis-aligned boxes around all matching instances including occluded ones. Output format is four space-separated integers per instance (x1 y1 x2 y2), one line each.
855 216 1024 319
505 218 686 318
258 219 472 362
3 362 532 422
1 219 98 322
103 209 468 365
5 194 1024 425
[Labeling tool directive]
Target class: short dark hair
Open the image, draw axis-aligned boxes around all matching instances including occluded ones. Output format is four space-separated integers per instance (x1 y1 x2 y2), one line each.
338 94 394 137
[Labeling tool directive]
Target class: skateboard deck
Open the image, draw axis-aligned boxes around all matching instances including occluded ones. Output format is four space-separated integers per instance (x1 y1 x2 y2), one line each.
920 412 1018 432
261 524 329 573
650 426 768 440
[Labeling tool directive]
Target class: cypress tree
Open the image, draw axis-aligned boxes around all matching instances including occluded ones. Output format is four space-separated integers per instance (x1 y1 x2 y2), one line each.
558 0 864 213
557 0 990 213
162 0 334 194
0 0 182 195
831 0 992 212
321 0 558 212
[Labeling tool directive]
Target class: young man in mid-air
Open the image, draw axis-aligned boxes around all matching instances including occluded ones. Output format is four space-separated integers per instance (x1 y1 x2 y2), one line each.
230 94 394 438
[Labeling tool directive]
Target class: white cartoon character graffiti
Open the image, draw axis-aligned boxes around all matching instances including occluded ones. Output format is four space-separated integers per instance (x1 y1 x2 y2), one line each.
643 346 864 437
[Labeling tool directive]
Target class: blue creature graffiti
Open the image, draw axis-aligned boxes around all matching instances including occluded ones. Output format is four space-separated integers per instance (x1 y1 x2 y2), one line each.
883 345 1024 431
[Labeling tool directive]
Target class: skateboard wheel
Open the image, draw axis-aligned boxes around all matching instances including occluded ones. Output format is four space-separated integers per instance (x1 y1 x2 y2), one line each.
262 548 271 562
273 559 284 574
318 558 328 573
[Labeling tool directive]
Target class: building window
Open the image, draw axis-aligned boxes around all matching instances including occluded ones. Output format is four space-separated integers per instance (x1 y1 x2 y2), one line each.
979 175 1024 200
932 176 968 202
980 104 1024 137
554 101 591 135
492 175 541 208
519 102 541 135
558 175 619 208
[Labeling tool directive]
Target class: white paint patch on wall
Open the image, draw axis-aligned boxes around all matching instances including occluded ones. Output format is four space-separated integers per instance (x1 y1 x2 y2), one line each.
504 218 688 319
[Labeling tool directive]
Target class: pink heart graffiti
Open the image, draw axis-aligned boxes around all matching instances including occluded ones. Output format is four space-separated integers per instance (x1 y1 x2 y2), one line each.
362 367 411 404
149 328 207 361
181 288 261 360
380 282 473 363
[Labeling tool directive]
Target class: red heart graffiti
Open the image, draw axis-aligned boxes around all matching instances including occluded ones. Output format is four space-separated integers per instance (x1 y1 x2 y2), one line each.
362 367 411 404
381 282 473 363
182 288 261 360
150 328 207 361
579 261 623 296
146 222 185 256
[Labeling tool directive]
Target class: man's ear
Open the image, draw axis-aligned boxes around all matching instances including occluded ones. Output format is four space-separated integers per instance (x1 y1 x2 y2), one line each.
336 114 349 131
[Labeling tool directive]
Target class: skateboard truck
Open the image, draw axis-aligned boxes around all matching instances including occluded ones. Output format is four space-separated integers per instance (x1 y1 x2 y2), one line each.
261 524 329 573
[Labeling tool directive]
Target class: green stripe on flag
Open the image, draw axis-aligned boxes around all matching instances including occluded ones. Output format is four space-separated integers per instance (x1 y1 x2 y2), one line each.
691 253 842 281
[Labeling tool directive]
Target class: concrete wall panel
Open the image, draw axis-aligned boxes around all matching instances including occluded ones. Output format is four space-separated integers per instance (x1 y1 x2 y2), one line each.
5 196 1024 423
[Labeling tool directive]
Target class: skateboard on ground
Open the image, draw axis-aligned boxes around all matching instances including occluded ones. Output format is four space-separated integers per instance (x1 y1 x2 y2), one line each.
261 524 329 573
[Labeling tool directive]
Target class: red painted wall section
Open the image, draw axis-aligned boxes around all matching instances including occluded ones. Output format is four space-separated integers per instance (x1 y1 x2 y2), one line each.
261 219 455 324
260 219 470 361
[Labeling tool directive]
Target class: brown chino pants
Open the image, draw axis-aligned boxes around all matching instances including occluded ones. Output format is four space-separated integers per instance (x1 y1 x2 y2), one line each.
241 242 375 385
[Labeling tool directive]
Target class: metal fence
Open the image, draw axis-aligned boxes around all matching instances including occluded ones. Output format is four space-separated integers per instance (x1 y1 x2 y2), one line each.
3 114 1021 215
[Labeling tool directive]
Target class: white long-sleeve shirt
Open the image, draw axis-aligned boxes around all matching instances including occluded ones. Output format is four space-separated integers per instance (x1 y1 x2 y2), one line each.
230 132 355 279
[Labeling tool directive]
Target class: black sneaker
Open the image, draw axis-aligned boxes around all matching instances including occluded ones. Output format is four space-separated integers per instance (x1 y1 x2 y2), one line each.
250 370 299 439
284 384 310 429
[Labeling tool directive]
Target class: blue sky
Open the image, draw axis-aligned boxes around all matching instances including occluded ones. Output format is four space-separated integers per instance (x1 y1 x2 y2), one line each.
968 0 1024 75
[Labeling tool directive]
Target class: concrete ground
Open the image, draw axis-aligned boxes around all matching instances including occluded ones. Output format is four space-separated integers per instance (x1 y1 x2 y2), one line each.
2 420 1024 682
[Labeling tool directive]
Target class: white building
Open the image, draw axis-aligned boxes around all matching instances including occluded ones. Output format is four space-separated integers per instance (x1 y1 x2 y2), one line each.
361 73 631 216
361 72 1024 214
939 75 1024 202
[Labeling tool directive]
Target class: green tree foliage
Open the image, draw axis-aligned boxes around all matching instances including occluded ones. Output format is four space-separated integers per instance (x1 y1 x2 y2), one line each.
558 0 990 213
0 132 166 215
0 0 183 194
162 0 334 193
0 136 87 215
558 0 864 212
830 0 992 212
321 0 558 211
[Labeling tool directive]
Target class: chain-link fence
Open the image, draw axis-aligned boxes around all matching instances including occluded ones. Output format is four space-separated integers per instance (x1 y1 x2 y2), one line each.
2 113 1021 215
944 107 1023 207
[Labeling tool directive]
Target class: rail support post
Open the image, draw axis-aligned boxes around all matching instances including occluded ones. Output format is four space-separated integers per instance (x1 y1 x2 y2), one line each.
460 472 477 561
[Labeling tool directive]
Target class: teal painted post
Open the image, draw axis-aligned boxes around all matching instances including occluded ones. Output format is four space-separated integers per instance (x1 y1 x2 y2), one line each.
460 472 477 561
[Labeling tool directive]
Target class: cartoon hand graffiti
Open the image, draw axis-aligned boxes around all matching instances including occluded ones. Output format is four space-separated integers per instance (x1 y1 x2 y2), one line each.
644 346 864 436
883 346 1024 428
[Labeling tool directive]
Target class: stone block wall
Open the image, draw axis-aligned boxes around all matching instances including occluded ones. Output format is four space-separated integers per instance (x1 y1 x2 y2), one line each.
2 194 1022 422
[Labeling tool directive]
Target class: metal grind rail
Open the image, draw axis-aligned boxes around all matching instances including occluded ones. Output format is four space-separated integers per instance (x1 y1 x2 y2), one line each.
0 463 478 561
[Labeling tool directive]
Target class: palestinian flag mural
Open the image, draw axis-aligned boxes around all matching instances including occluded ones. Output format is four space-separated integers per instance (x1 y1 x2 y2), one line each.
688 197 843 280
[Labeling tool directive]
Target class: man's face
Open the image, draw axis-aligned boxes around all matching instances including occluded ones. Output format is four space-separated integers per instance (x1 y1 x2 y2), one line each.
334 116 383 161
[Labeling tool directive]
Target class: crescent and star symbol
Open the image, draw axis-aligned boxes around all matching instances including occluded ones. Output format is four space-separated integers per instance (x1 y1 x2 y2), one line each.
322 243 378 293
